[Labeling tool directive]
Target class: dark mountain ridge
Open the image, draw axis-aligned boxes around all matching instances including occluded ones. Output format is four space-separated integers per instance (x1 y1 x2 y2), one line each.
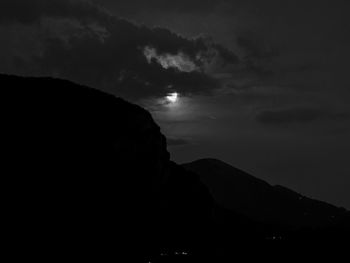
183 158 349 227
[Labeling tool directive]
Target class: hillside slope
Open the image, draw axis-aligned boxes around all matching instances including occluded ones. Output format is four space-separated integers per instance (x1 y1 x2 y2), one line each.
183 158 349 227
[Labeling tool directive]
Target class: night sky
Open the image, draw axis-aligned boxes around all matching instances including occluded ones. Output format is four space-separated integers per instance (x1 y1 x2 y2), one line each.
1 0 349 208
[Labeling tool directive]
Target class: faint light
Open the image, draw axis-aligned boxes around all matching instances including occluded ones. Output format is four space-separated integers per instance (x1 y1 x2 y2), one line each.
267 235 282 240
166 92 179 103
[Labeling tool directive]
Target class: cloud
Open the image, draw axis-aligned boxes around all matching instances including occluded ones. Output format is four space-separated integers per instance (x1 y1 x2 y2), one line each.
92 0 230 15
256 108 350 125
144 46 199 73
237 32 278 61
234 31 279 78
0 0 111 24
0 0 239 101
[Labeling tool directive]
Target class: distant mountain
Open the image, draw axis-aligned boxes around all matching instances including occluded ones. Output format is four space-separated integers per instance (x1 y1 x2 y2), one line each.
183 158 349 228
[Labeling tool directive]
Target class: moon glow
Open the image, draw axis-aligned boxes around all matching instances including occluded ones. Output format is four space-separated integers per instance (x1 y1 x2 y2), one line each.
166 92 179 103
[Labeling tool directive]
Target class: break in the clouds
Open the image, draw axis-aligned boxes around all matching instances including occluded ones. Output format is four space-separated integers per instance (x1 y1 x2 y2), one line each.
0 0 239 100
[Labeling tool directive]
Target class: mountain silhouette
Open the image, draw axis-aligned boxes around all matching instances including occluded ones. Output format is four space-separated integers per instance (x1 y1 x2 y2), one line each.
183 158 350 228
1 74 214 260
2 74 349 261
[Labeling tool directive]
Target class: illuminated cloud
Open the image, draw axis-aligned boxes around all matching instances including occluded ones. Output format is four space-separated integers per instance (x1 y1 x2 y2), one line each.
144 46 199 73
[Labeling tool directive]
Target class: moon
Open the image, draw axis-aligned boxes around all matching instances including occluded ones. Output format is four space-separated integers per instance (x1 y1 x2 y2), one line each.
166 92 179 103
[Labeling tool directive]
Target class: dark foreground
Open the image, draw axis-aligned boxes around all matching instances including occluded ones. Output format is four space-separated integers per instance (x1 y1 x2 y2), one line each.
2 74 349 261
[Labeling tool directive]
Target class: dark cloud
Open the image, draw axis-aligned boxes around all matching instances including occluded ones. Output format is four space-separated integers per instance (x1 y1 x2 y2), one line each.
237 32 278 61
235 32 278 77
0 0 111 25
92 0 231 15
0 0 239 100
256 108 350 125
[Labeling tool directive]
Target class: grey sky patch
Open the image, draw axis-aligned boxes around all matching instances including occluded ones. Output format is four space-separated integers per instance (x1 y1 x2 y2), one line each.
167 137 190 147
256 108 350 125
